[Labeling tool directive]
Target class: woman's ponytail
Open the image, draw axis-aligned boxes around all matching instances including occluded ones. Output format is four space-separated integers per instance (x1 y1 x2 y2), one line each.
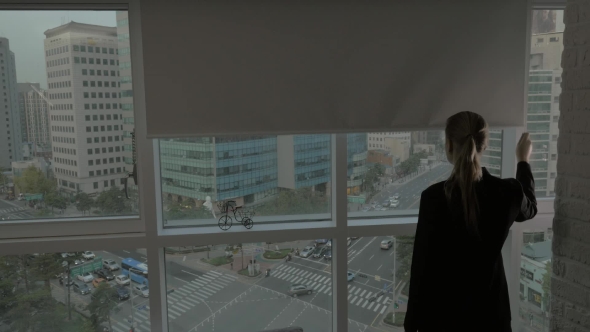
444 112 487 235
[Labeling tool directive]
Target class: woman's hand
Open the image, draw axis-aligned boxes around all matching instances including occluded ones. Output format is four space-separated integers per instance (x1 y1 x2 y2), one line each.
516 132 532 163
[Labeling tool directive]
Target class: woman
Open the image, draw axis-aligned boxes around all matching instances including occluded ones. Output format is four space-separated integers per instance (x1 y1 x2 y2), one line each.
404 111 537 332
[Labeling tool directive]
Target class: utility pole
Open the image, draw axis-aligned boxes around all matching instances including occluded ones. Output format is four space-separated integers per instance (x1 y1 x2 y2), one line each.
65 263 72 321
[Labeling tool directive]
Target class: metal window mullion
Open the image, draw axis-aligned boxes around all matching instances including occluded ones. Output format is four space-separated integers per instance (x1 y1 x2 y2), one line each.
501 128 525 332
332 133 348 331
127 0 167 330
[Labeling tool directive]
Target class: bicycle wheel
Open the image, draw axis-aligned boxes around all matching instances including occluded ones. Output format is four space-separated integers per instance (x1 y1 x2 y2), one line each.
218 215 232 231
243 217 253 229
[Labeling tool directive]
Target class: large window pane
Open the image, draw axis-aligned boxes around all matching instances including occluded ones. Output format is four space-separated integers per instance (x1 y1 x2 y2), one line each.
348 131 453 218
519 225 552 332
347 236 412 330
0 10 138 221
160 135 331 227
165 240 337 331
0 248 150 331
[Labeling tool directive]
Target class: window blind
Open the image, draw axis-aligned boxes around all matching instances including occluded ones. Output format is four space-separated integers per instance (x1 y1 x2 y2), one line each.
141 0 529 138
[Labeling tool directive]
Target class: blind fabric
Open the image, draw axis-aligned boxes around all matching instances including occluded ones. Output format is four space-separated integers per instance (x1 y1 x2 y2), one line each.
141 0 529 138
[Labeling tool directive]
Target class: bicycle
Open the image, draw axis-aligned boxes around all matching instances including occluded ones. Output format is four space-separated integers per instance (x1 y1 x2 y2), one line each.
217 200 255 231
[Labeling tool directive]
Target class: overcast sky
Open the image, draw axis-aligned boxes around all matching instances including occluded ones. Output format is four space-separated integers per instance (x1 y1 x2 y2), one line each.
0 11 117 89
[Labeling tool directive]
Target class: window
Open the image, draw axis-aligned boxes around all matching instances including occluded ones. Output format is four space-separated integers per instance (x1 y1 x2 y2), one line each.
82 69 87 75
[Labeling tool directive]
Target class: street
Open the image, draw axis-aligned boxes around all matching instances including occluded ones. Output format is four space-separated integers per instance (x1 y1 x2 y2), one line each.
0 198 35 220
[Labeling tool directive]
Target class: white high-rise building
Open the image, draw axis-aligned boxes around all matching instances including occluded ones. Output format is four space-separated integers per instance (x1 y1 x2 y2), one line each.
116 11 135 175
367 132 411 150
0 38 24 168
44 22 125 196
18 83 51 153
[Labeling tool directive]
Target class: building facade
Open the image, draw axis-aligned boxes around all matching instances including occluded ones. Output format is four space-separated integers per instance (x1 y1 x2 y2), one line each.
17 83 51 154
116 11 135 175
0 38 24 169
347 133 367 195
44 22 125 196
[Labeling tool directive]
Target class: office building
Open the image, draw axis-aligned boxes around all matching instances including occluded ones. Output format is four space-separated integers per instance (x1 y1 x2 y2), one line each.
116 11 135 174
347 133 367 195
17 83 51 154
44 22 125 196
277 135 331 191
0 38 24 168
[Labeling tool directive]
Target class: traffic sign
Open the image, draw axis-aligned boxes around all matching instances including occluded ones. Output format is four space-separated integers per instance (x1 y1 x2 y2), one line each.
70 256 102 277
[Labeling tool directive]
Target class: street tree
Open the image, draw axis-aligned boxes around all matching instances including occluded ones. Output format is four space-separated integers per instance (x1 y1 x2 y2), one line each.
30 253 62 292
86 282 118 332
164 202 213 220
542 260 552 311
13 165 55 196
255 187 329 216
395 236 415 293
95 187 130 215
76 192 94 215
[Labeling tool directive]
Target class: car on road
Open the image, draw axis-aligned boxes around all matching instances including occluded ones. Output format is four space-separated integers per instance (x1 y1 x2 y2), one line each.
92 277 106 288
390 200 400 208
347 272 355 282
315 239 329 244
381 239 393 250
82 251 95 260
375 204 383 210
114 285 130 301
312 246 328 258
72 281 91 295
103 259 120 271
393 193 400 200
74 259 82 266
288 284 312 297
300 246 315 258
133 284 149 298
323 249 332 260
77 272 94 283
361 206 371 212
350 236 359 240
347 238 352 246
326 240 331 247
95 268 115 281
115 274 130 286
382 200 390 207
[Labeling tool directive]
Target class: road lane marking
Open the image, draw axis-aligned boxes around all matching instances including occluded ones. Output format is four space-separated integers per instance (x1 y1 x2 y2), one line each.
174 276 189 283
360 290 366 297
198 288 215 296
317 285 327 293
169 307 184 315
176 302 192 310
380 305 387 314
168 293 183 301
296 270 304 275
355 297 364 305
348 294 352 300
293 277 302 283
314 275 322 281
354 288 361 295
323 286 330 294
182 270 200 277
183 283 198 290
366 292 373 298
184 297 200 305
373 304 381 312
367 302 375 310
135 311 149 320
174 288 191 295
351 296 358 303
362 300 369 308
123 250 130 253
209 270 221 275
377 264 382 271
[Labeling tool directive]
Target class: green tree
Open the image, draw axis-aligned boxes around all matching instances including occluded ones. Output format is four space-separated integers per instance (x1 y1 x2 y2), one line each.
30 254 62 292
395 236 415 294
255 187 329 216
95 187 130 215
76 192 94 215
13 165 55 196
542 260 552 311
363 163 386 197
86 283 118 331
164 202 213 220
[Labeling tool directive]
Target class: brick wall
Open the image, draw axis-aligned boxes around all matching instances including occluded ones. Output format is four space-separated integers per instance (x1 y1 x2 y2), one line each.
553 1 590 331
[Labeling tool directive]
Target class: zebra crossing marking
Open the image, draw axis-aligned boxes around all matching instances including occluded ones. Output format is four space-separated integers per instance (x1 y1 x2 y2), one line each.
380 305 387 314
355 297 364 305
367 302 375 310
176 302 192 310
373 304 381 312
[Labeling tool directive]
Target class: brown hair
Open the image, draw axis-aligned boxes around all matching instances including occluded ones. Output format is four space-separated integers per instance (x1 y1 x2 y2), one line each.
444 111 488 233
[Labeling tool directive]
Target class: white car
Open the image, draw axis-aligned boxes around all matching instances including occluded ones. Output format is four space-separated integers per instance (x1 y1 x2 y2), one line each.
103 259 120 271
115 274 130 286
133 284 149 297
82 251 95 260
381 239 393 250
390 200 400 208
77 272 94 283
326 240 332 247
300 246 315 258
347 238 352 246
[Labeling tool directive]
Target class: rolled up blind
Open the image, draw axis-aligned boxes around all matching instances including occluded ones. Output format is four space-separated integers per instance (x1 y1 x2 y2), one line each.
141 0 529 138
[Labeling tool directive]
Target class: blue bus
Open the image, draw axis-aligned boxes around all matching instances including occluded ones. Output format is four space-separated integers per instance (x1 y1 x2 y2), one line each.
121 257 148 286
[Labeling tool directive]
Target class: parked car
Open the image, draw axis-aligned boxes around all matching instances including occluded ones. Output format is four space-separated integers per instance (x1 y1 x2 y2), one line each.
114 285 130 301
347 271 355 282
133 284 149 298
300 246 315 258
77 272 94 283
380 239 393 250
323 249 332 260
393 193 400 200
58 274 74 286
92 277 107 288
72 281 91 295
95 268 115 281
350 236 359 240
103 259 120 271
287 284 312 297
312 246 327 258
361 206 371 212
390 200 400 208
382 200 390 207
115 274 130 286
82 251 95 260
74 259 82 266
326 240 331 247
315 239 329 244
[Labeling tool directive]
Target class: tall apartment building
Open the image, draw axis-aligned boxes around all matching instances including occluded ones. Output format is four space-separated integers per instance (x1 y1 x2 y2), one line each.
368 132 411 150
44 22 125 196
17 83 51 154
480 130 503 177
0 38 24 169
116 11 135 174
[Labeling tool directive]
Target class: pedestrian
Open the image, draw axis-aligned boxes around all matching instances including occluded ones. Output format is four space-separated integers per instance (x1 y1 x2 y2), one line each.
230 262 233 270
404 111 537 332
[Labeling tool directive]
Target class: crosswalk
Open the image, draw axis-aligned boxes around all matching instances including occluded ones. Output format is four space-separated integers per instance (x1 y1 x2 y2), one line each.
0 206 32 220
110 270 237 332
272 265 391 314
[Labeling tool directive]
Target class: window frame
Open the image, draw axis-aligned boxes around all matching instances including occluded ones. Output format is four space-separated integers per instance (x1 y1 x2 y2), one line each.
0 1 561 332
